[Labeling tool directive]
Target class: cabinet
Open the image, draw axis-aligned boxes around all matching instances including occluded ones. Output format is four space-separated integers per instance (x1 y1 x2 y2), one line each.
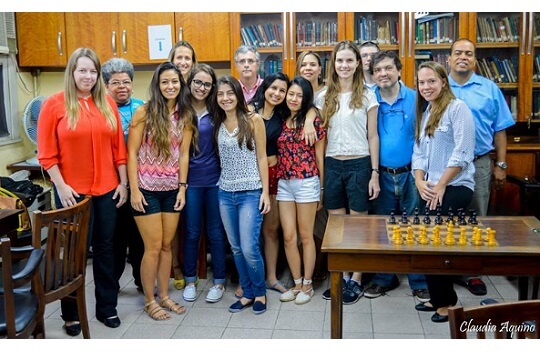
64 12 175 65
16 13 67 67
230 12 346 79
174 13 230 62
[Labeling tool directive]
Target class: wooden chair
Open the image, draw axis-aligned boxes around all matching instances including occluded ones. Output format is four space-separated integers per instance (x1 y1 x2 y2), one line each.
31 196 92 338
448 300 540 339
0 237 45 339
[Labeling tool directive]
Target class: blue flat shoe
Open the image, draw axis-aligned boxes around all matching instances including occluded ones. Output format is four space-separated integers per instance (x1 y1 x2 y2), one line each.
252 296 267 315
229 299 253 313
415 302 436 312
431 312 449 323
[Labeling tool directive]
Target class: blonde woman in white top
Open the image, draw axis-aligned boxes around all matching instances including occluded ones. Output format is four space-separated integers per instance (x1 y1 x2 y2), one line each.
316 40 380 305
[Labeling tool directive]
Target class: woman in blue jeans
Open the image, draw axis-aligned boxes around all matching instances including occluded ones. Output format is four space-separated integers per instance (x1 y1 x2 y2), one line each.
181 64 228 303
213 75 270 315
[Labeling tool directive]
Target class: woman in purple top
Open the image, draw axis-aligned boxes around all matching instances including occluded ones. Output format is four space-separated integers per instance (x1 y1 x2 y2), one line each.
181 64 228 304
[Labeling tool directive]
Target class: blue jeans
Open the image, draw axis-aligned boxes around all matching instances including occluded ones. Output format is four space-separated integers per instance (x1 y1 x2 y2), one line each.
372 171 427 290
54 187 119 321
183 186 227 285
218 189 265 299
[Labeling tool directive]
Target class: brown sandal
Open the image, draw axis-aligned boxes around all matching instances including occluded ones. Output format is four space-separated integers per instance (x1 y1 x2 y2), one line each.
144 300 170 321
160 296 186 315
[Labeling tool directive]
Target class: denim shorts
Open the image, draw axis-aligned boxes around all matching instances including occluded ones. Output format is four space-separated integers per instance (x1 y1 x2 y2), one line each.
276 176 320 203
131 188 179 216
324 156 371 212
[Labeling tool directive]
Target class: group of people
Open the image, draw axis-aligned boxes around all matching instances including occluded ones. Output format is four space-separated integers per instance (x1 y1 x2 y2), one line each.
36 35 513 337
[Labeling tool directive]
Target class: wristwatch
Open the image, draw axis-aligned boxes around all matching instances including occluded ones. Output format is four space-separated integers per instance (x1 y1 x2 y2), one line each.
495 161 507 169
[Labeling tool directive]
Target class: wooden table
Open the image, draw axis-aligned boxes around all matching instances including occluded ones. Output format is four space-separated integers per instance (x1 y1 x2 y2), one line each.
0 209 22 242
321 214 540 339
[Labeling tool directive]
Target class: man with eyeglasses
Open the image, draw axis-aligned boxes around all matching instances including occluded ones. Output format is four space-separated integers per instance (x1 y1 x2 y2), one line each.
366 50 430 302
234 45 263 103
447 38 515 296
359 41 380 90
102 57 145 293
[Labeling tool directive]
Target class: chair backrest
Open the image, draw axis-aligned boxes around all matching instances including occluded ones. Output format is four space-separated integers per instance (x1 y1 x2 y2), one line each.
0 237 45 338
448 300 540 339
31 196 91 304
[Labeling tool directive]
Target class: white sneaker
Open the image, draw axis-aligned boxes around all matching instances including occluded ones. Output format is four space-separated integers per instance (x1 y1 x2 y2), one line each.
205 284 225 303
183 284 197 302
280 288 300 302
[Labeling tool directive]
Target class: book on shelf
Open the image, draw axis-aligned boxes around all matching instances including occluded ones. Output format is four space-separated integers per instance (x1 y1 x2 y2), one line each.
476 16 519 43
241 22 283 48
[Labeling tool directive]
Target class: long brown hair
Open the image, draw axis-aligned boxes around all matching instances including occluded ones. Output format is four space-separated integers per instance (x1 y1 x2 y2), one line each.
415 61 456 142
212 75 255 151
64 47 117 131
145 62 196 160
322 40 366 128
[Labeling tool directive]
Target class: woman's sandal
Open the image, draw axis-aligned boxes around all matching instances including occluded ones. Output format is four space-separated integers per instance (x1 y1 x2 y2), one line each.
160 296 186 315
144 300 170 321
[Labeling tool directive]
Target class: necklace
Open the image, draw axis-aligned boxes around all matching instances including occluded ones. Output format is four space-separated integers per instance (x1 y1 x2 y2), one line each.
260 109 274 120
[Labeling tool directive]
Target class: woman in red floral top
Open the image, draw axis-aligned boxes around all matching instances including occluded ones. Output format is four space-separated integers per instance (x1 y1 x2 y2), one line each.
277 76 326 305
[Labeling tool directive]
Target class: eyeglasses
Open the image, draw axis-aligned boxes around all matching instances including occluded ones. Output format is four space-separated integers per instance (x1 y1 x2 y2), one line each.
109 80 132 87
236 59 257 65
192 79 213 90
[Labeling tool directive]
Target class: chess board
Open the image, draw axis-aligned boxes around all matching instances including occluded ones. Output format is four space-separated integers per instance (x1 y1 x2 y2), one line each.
384 220 498 247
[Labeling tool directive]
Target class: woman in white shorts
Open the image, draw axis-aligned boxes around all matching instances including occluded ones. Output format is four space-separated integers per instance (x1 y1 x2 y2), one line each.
276 76 326 305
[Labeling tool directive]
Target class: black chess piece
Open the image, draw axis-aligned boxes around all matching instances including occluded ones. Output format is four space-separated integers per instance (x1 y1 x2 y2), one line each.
470 210 478 225
413 207 420 224
458 208 467 226
389 210 396 224
435 209 443 225
446 208 454 224
400 209 408 224
423 206 431 224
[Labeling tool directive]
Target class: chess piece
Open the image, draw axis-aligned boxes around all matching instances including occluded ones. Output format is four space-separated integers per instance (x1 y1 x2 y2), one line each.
423 206 431 224
458 208 467 226
458 226 468 245
472 227 483 246
400 209 408 224
432 225 442 245
418 225 429 245
413 208 420 225
405 226 415 244
393 225 403 244
468 210 479 225
389 210 396 224
446 208 454 224
487 229 497 246
435 210 443 225
445 222 456 245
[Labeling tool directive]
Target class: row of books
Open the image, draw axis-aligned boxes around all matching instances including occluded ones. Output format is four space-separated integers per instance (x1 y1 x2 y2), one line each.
296 21 339 47
241 23 283 48
258 54 333 80
414 52 451 73
504 93 518 120
476 16 520 43
415 15 457 44
476 56 518 84
354 16 399 45
532 90 540 119
534 54 540 82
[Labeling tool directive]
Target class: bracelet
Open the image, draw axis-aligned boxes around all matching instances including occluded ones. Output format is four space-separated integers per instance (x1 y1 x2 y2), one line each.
178 182 189 189
372 168 380 174
120 182 129 189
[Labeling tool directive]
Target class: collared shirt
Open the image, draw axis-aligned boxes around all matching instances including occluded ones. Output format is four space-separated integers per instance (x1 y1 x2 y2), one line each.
412 99 475 191
375 83 416 168
449 72 515 156
240 76 263 104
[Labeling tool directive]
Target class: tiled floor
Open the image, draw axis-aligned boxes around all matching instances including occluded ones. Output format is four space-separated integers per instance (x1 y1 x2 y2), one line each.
40 260 529 340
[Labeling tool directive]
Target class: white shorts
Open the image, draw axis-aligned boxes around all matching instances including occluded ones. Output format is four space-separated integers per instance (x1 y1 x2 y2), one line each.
276 176 320 203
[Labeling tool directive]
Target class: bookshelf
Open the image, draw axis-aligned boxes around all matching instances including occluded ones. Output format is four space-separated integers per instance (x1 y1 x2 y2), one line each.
533 13 540 120
230 12 346 79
